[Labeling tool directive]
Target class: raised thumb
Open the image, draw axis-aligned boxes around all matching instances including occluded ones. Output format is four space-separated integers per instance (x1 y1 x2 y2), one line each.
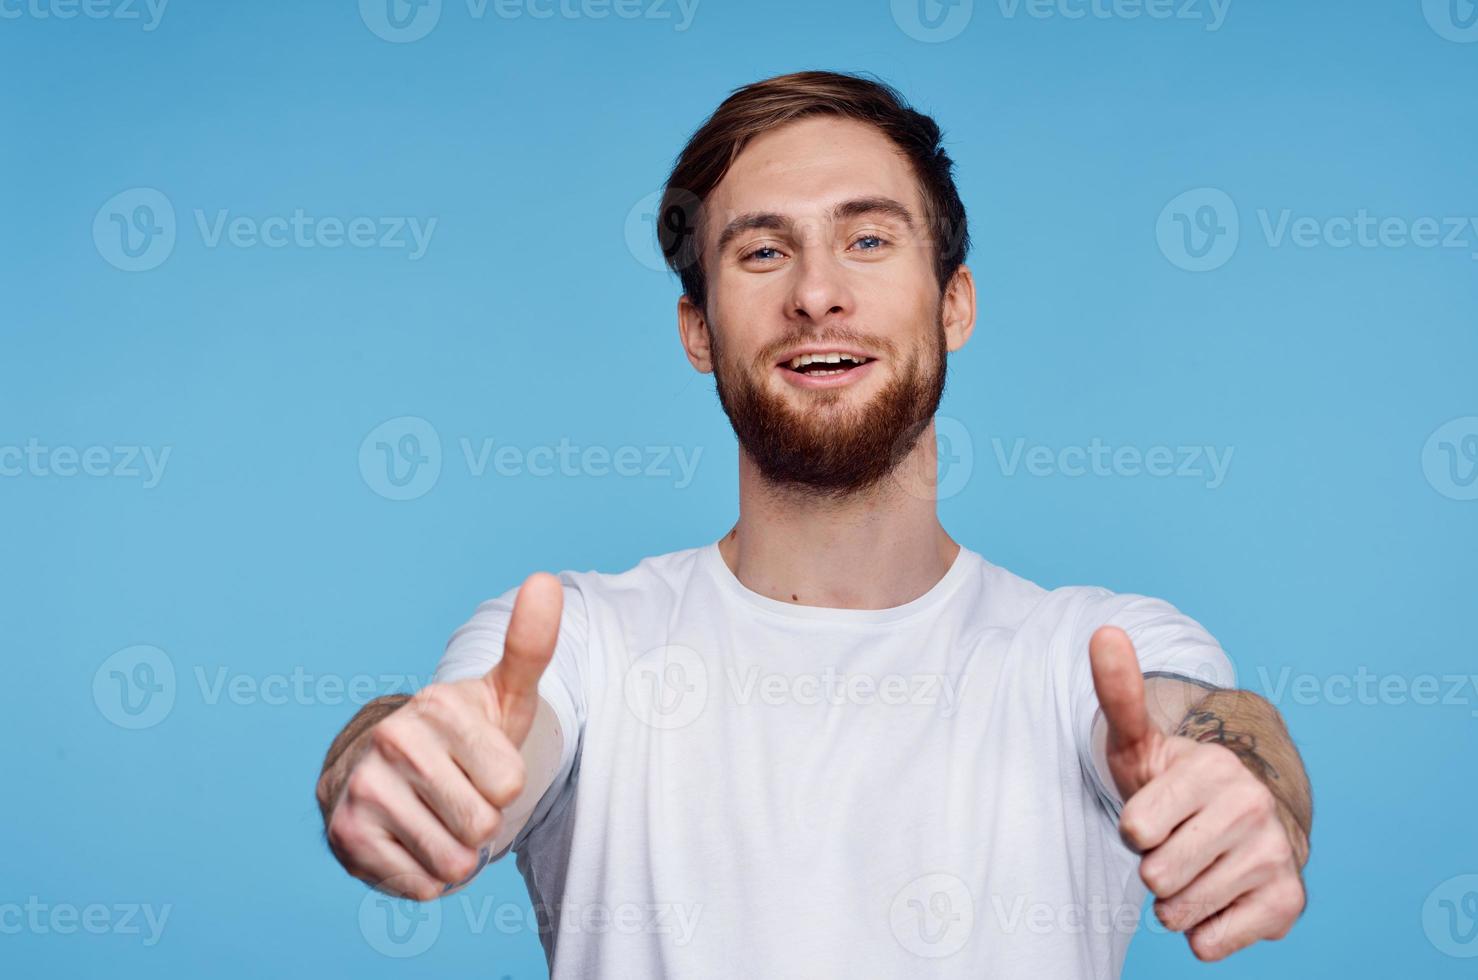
1089 625 1158 795
487 572 563 735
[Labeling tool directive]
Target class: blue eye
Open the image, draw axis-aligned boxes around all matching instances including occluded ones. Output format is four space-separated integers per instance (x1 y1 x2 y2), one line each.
744 246 782 261
853 235 887 251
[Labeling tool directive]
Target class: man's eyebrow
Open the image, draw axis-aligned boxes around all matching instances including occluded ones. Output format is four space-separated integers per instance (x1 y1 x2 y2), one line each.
831 196 917 231
713 197 920 255
715 212 788 255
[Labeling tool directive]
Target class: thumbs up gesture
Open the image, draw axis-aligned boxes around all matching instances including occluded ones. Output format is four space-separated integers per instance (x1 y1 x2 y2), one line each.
324 572 564 901
1088 626 1308 962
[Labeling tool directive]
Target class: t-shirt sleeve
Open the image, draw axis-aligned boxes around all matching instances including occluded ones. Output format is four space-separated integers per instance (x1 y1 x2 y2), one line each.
1061 589 1238 821
430 572 590 853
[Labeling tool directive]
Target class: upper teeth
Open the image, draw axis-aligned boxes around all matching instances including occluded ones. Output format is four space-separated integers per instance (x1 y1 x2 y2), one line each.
788 352 868 369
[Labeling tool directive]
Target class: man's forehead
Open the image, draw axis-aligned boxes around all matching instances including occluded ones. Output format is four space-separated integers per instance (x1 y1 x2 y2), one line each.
706 117 923 221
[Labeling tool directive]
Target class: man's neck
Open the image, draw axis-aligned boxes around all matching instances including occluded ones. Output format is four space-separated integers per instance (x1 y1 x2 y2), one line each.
716 423 960 611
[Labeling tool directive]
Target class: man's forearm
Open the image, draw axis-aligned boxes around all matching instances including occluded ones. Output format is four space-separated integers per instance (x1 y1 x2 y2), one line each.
315 694 411 824
1174 689 1313 866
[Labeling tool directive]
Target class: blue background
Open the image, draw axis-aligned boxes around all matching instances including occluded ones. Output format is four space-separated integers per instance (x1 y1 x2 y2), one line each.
3 0 1475 976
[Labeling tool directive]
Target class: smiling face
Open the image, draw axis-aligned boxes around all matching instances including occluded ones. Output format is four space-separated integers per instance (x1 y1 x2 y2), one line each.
677 114 975 499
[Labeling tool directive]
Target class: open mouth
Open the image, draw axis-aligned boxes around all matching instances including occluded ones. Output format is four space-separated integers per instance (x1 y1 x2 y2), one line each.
779 352 875 378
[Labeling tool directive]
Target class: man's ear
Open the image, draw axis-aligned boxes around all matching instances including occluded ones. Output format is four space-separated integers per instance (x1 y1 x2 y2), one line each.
677 294 715 374
941 264 977 353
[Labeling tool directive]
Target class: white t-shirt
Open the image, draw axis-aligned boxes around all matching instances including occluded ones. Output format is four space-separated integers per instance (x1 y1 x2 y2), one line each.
431 541 1236 979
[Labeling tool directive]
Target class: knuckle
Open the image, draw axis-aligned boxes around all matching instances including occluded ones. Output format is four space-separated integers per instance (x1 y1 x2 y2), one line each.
1118 813 1149 850
469 804 502 844
1152 899 1179 931
1190 933 1222 962
437 846 478 884
343 770 379 808
494 761 527 806
370 719 409 760
326 811 361 856
1272 879 1307 920
1139 860 1169 897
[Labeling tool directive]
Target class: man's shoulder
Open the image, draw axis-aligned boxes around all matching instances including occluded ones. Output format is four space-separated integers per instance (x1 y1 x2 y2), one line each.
959 550 1190 636
551 541 708 607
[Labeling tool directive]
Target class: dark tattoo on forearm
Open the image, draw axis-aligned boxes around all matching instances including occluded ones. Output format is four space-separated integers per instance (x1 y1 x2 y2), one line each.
1174 707 1282 783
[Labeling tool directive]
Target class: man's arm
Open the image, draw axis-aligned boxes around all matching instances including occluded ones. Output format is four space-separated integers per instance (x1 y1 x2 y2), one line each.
1089 628 1313 962
316 695 410 824
1170 687 1312 866
315 573 567 901
1091 678 1313 867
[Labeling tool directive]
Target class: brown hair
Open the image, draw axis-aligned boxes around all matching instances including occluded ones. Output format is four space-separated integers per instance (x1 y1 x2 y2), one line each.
657 70 970 314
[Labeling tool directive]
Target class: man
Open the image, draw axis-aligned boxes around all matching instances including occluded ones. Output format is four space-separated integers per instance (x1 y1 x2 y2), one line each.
316 71 1312 977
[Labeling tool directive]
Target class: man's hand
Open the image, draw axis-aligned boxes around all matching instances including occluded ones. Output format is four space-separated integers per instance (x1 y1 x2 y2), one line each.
1089 626 1308 962
319 572 564 901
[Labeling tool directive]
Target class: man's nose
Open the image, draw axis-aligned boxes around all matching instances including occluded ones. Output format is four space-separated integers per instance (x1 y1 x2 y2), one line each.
786 245 854 324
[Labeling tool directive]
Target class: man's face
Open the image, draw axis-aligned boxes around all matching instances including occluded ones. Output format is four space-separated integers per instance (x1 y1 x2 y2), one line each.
686 116 957 499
